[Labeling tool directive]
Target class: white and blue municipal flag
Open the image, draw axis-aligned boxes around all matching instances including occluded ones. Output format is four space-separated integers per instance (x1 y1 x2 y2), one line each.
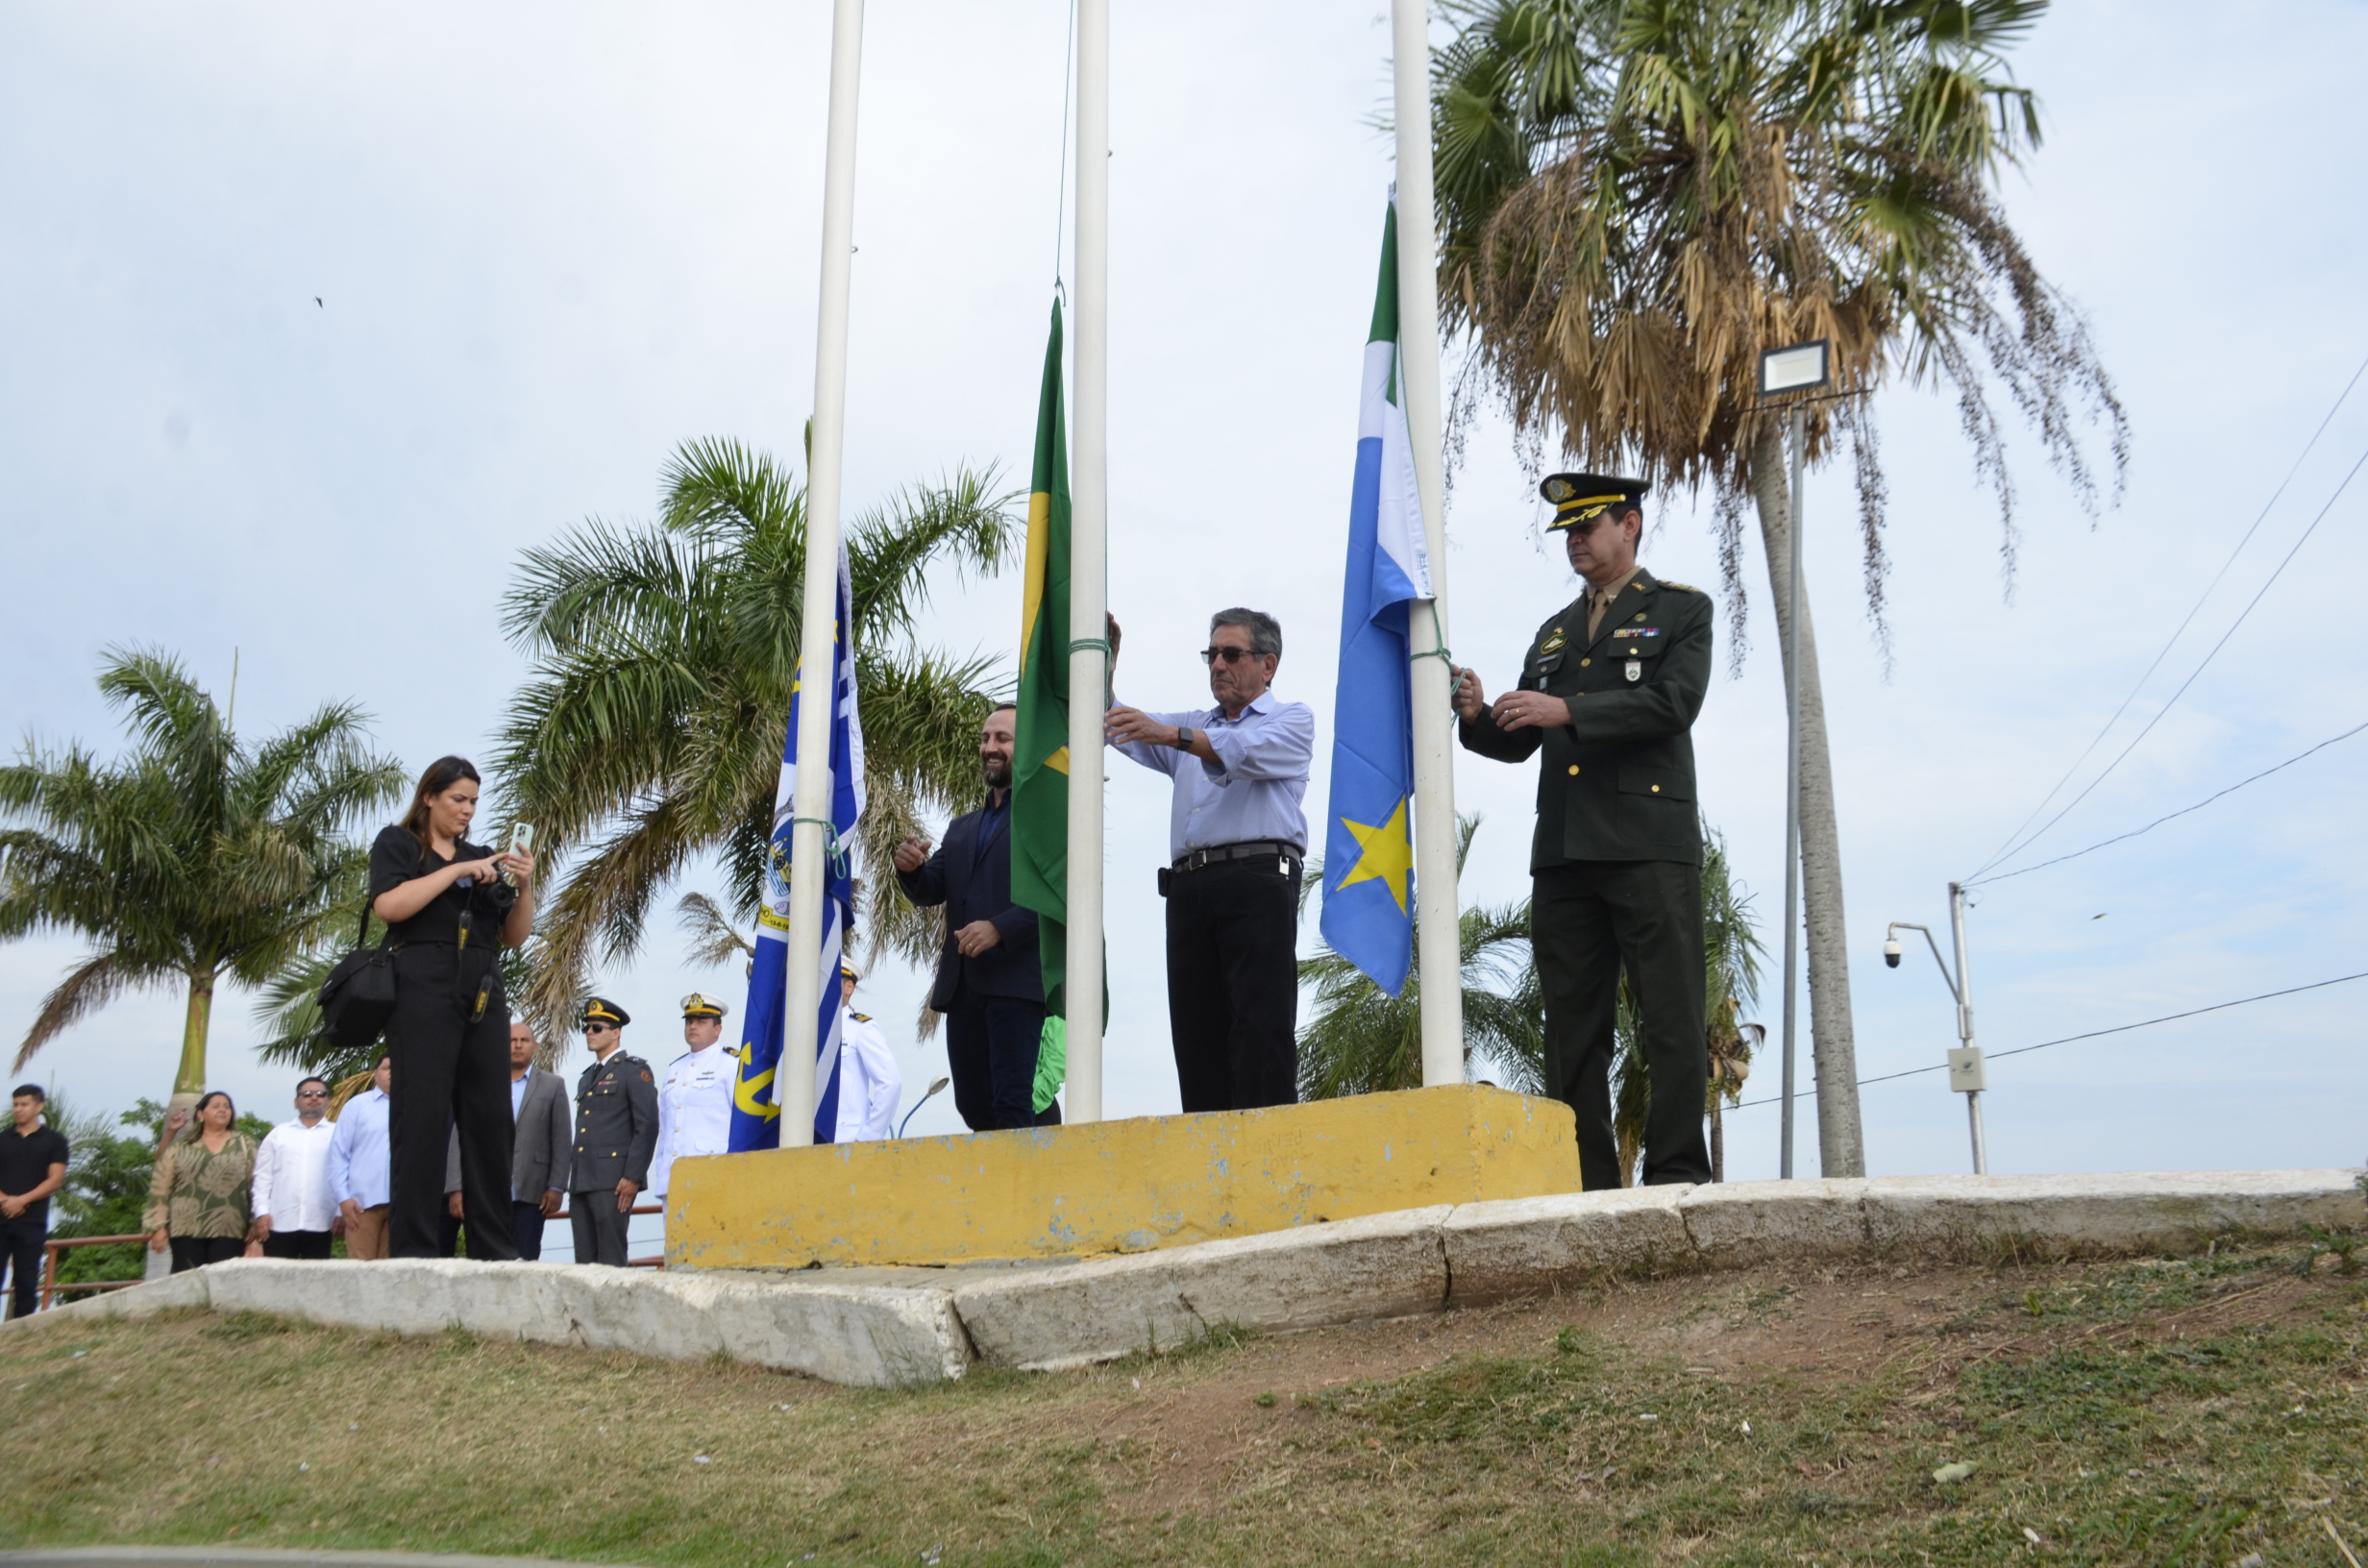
729 537 865 1150
1320 195 1435 995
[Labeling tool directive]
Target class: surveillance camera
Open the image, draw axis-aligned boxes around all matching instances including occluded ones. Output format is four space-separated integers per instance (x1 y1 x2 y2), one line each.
1882 937 1902 968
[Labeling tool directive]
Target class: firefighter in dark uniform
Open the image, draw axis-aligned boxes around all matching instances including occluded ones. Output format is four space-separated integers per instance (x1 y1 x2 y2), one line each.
1449 474 1714 1190
569 997 657 1266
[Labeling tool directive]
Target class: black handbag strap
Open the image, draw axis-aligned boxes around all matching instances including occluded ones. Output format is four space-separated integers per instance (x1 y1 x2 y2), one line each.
353 894 373 950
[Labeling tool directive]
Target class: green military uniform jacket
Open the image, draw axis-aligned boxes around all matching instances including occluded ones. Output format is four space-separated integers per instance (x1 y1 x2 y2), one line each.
1459 566 1711 870
572 1050 658 1193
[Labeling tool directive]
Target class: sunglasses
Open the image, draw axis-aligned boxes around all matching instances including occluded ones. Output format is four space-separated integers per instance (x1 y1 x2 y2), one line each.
296 1089 328 1098
586 1021 618 1035
1198 646 1263 666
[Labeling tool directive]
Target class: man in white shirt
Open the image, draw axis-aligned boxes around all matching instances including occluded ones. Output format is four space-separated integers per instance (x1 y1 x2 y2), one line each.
650 993 736 1209
835 964 902 1142
326 1054 394 1261
245 1077 339 1260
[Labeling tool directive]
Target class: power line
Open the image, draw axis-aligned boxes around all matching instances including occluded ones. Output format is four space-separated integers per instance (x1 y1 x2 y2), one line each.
1965 437 2368 878
1967 715 2368 887
1968 348 2368 879
1726 968 2368 1112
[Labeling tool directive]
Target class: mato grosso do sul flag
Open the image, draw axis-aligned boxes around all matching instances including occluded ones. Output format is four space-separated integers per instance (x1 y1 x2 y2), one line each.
1010 297 1073 1020
1320 198 1436 996
728 535 864 1149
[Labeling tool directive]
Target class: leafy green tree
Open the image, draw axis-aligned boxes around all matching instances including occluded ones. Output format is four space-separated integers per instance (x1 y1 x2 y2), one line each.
492 439 1018 1035
1430 0 2125 1177
0 650 406 1103
1296 816 1546 1099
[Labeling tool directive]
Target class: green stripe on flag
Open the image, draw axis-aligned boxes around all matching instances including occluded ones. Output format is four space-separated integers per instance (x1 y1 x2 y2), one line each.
1011 298 1071 1017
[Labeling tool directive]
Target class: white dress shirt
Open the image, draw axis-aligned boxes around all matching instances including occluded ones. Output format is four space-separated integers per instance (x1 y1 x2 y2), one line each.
1108 689 1316 859
251 1117 337 1233
325 1088 392 1209
834 1007 903 1142
650 1043 736 1198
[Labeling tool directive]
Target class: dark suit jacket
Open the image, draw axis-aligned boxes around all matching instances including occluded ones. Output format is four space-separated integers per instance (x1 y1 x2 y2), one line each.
571 1051 658 1192
1459 566 1711 869
896 793 1042 1011
444 1066 573 1201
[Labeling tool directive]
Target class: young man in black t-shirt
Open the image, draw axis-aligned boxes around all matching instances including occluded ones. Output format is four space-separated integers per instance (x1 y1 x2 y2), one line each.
0 1085 69 1319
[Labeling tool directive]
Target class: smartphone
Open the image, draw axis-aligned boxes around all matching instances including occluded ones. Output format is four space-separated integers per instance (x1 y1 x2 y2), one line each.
508 821 536 858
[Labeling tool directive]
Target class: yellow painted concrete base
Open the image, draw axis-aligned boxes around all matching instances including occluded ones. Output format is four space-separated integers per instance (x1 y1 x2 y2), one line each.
665 1084 1582 1270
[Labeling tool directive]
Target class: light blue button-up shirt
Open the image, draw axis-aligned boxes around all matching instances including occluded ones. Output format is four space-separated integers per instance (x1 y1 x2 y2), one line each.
325 1087 392 1209
1110 689 1316 860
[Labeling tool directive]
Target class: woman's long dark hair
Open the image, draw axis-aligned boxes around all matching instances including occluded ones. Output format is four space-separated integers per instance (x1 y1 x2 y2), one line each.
403 756 482 851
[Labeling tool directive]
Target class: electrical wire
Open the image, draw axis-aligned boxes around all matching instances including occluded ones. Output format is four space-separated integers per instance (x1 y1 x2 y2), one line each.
1725 968 2368 1112
1967 348 2368 880
1967 716 2368 887
1964 436 2368 879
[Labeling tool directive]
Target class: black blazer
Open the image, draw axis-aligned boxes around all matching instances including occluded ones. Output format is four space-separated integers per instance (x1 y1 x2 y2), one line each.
896 796 1042 1011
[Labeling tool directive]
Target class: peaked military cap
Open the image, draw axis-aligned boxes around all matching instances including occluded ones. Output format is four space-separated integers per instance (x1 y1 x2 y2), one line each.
839 960 861 983
1542 473 1649 531
581 996 630 1029
678 992 729 1020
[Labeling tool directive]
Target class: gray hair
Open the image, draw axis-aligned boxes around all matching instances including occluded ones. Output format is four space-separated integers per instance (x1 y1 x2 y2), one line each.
1210 607 1282 658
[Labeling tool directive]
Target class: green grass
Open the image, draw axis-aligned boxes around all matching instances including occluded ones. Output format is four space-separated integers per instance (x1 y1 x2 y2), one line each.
3 1242 2363 1565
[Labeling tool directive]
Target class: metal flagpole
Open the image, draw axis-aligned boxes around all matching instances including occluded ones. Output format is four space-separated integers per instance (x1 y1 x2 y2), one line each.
780 0 867 1149
1778 405 1805 1177
1390 0 1464 1089
1064 0 1110 1124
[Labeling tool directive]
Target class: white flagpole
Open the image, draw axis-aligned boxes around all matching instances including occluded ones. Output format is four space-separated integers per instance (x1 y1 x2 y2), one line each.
1064 0 1110 1124
781 0 867 1149
1392 0 1465 1090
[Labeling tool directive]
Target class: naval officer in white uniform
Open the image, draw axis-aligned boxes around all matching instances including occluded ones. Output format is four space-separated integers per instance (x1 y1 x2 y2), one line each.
650 992 736 1209
834 963 903 1142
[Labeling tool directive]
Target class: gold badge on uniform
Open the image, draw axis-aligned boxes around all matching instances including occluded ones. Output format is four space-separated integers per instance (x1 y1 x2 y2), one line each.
1540 629 1566 654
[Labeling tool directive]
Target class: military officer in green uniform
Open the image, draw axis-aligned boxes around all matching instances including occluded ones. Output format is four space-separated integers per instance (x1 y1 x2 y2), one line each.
569 997 657 1266
1449 474 1713 1190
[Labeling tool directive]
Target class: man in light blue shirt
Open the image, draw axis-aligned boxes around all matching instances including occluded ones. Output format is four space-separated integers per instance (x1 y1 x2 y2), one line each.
326 1053 393 1260
1106 607 1315 1113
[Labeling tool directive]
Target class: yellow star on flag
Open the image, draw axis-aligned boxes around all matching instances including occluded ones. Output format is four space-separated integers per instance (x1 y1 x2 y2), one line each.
1335 796 1415 914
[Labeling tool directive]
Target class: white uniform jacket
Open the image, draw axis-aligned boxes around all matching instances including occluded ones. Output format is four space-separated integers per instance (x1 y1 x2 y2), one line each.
650 1042 737 1199
834 1007 903 1143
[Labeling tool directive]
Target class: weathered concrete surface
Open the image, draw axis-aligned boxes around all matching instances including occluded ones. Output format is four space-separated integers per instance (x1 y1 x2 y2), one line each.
953 1206 1452 1370
19 1170 2359 1388
668 1084 1579 1269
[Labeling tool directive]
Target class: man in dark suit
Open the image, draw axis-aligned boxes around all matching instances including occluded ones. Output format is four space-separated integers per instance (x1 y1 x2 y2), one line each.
569 998 656 1266
893 704 1053 1132
1450 473 1714 1191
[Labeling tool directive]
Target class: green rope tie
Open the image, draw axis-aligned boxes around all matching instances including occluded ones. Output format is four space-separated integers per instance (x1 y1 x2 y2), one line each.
788 816 851 878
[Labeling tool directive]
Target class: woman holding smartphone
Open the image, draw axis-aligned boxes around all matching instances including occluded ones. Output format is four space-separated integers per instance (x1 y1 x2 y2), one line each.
369 756 535 1260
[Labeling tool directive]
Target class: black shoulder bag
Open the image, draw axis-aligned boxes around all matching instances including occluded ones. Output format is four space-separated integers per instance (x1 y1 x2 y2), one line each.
317 894 398 1049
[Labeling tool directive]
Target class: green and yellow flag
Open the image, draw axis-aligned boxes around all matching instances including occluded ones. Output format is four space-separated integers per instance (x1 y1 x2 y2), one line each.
1010 298 1072 1017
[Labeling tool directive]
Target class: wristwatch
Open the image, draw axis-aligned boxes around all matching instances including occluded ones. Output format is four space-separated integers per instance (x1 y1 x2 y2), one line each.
1174 725 1196 751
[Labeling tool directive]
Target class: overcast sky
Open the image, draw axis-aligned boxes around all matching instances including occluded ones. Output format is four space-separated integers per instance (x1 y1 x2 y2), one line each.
4 0 2364 1194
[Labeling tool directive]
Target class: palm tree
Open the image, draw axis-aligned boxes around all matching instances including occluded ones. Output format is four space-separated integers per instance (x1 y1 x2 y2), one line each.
1431 0 2126 1175
492 438 1018 1037
1296 815 1546 1098
0 650 406 1107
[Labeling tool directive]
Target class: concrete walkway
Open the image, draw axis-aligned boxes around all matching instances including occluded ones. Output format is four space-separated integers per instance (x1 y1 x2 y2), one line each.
18 1170 2360 1387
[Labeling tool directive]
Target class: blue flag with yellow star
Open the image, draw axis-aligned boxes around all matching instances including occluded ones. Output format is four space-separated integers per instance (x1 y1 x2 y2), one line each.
1320 197 1434 996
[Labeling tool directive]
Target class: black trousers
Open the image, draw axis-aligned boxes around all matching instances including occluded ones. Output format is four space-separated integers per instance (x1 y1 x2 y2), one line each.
1 1222 43 1317
511 1201 547 1261
386 945 518 1262
169 1236 243 1273
944 992 1048 1131
1531 859 1713 1189
1165 856 1301 1113
261 1229 332 1261
570 1191 629 1266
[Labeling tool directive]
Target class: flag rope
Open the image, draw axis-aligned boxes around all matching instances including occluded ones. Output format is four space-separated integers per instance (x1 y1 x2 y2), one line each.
788 816 851 878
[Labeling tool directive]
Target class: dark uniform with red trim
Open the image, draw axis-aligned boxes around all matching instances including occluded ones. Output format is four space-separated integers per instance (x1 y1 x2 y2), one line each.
1458 474 1713 1190
569 998 657 1266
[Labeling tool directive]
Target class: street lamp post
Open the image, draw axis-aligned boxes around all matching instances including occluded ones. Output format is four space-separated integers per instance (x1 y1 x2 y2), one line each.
1883 881 1988 1174
1756 339 1830 1179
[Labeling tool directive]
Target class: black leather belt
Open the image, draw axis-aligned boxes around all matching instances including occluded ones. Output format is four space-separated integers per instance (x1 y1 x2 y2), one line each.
1172 839 1304 873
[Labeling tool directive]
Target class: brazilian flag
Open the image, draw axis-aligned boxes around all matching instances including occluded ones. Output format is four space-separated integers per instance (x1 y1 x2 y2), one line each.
1010 298 1072 1017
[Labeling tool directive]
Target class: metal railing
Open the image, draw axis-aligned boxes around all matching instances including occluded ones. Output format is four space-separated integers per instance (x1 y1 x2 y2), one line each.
553 1200 667 1268
38 1233 150 1311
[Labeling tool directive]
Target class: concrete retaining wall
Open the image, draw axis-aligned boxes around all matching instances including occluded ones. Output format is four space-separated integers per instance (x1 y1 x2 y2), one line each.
22 1170 2360 1387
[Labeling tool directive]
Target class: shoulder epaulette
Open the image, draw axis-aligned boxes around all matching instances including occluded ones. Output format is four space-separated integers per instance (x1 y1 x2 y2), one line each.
1657 579 1699 593
851 1012 873 1022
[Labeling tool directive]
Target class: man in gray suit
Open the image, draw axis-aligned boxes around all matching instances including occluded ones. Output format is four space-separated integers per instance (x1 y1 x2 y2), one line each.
444 1021 574 1260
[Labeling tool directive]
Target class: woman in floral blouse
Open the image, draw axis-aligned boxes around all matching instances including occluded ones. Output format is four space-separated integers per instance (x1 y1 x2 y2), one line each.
144 1090 258 1273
